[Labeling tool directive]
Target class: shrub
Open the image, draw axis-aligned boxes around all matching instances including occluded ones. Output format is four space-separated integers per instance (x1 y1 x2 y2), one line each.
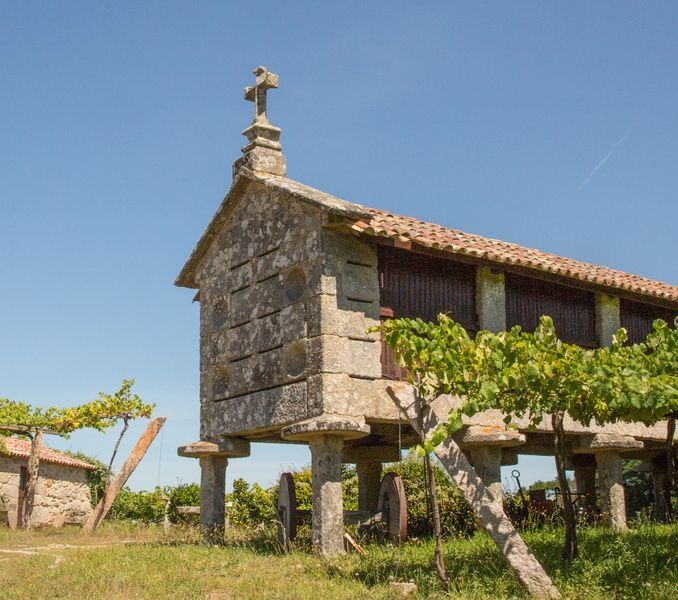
226 478 276 528
108 487 166 522
167 483 201 523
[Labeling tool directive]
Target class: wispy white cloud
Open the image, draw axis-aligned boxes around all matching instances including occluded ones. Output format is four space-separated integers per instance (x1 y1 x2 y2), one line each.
576 127 632 192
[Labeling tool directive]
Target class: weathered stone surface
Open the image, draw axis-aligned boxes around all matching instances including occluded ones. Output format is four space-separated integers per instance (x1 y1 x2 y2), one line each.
309 435 345 556
0 456 92 529
595 451 627 531
177 437 250 459
595 293 621 347
200 455 228 543
356 462 383 513
467 446 504 504
574 433 643 454
476 266 506 333
456 425 526 448
306 294 380 339
208 381 311 437
281 415 370 442
307 335 381 379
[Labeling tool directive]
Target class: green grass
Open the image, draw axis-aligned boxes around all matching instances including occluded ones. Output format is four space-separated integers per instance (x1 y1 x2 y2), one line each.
0 522 676 599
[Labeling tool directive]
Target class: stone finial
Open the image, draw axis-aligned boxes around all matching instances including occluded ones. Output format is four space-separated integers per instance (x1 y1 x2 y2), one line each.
233 66 286 177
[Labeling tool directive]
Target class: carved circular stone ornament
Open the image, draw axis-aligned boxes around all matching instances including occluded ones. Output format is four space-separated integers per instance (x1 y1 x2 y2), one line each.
378 473 408 543
277 472 298 548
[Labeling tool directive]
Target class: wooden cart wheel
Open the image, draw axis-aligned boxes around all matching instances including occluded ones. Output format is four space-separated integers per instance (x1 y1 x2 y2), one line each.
277 472 298 548
378 473 407 543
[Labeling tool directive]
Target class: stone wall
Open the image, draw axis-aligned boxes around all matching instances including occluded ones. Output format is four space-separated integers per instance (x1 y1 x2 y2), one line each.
0 456 92 528
198 182 327 438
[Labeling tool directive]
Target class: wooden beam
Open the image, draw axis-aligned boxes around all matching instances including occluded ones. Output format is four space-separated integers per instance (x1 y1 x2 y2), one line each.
84 416 166 531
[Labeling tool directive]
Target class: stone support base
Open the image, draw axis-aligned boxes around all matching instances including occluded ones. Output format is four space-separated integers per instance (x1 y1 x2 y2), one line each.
356 462 382 512
595 451 627 531
467 446 503 504
309 435 345 556
199 455 228 543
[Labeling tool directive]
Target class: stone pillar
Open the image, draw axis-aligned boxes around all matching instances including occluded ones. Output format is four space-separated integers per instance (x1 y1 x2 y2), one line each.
356 462 382 512
468 446 503 504
309 435 345 555
574 466 597 515
595 293 621 347
595 451 627 531
457 426 526 507
199 455 228 542
476 266 506 333
177 438 251 544
281 416 370 557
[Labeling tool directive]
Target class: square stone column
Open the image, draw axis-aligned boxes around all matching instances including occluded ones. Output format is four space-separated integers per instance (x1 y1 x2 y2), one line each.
476 266 506 333
467 446 503 504
356 462 383 513
199 455 228 542
595 451 627 531
309 435 345 555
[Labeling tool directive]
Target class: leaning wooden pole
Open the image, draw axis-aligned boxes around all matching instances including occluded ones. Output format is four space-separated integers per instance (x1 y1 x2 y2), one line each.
84 416 166 531
387 385 560 600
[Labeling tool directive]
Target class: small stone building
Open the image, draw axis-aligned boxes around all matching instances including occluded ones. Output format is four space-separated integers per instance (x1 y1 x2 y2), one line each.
0 437 94 528
177 67 678 555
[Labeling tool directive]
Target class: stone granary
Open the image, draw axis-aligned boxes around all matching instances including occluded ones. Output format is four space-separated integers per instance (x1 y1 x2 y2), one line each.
0 437 94 528
177 67 678 555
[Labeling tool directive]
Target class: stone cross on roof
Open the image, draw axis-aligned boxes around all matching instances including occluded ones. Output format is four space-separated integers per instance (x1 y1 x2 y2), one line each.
234 66 286 178
244 66 279 125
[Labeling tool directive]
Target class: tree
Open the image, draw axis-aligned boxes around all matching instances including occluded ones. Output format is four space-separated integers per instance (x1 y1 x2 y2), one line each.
57 379 154 475
0 379 154 529
379 314 677 561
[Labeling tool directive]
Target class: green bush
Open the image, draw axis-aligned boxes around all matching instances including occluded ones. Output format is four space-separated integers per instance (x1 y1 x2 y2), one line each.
109 487 166 522
167 483 201 523
226 478 276 528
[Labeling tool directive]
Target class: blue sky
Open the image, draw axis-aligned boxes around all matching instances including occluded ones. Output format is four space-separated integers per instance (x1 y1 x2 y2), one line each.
1 2 676 491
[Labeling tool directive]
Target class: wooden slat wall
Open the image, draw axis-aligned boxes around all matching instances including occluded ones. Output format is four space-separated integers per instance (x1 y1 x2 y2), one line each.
505 273 598 348
620 298 676 345
378 246 477 380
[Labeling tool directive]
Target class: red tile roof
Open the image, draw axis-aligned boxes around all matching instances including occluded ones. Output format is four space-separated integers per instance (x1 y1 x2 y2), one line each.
350 208 678 304
0 437 97 471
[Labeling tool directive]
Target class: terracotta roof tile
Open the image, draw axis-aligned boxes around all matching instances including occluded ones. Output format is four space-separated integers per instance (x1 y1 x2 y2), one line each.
0 437 97 471
352 208 678 303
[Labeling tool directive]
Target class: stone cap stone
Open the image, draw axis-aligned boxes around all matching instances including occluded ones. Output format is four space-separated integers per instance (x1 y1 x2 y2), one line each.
572 433 644 454
281 416 370 442
177 437 250 459
454 425 526 448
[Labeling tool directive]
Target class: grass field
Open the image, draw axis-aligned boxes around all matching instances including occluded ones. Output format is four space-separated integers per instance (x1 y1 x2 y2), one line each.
0 522 676 599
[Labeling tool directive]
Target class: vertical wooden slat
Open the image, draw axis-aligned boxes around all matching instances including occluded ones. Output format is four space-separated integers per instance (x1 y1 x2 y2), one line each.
505 273 597 347
378 246 477 380
620 298 676 345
